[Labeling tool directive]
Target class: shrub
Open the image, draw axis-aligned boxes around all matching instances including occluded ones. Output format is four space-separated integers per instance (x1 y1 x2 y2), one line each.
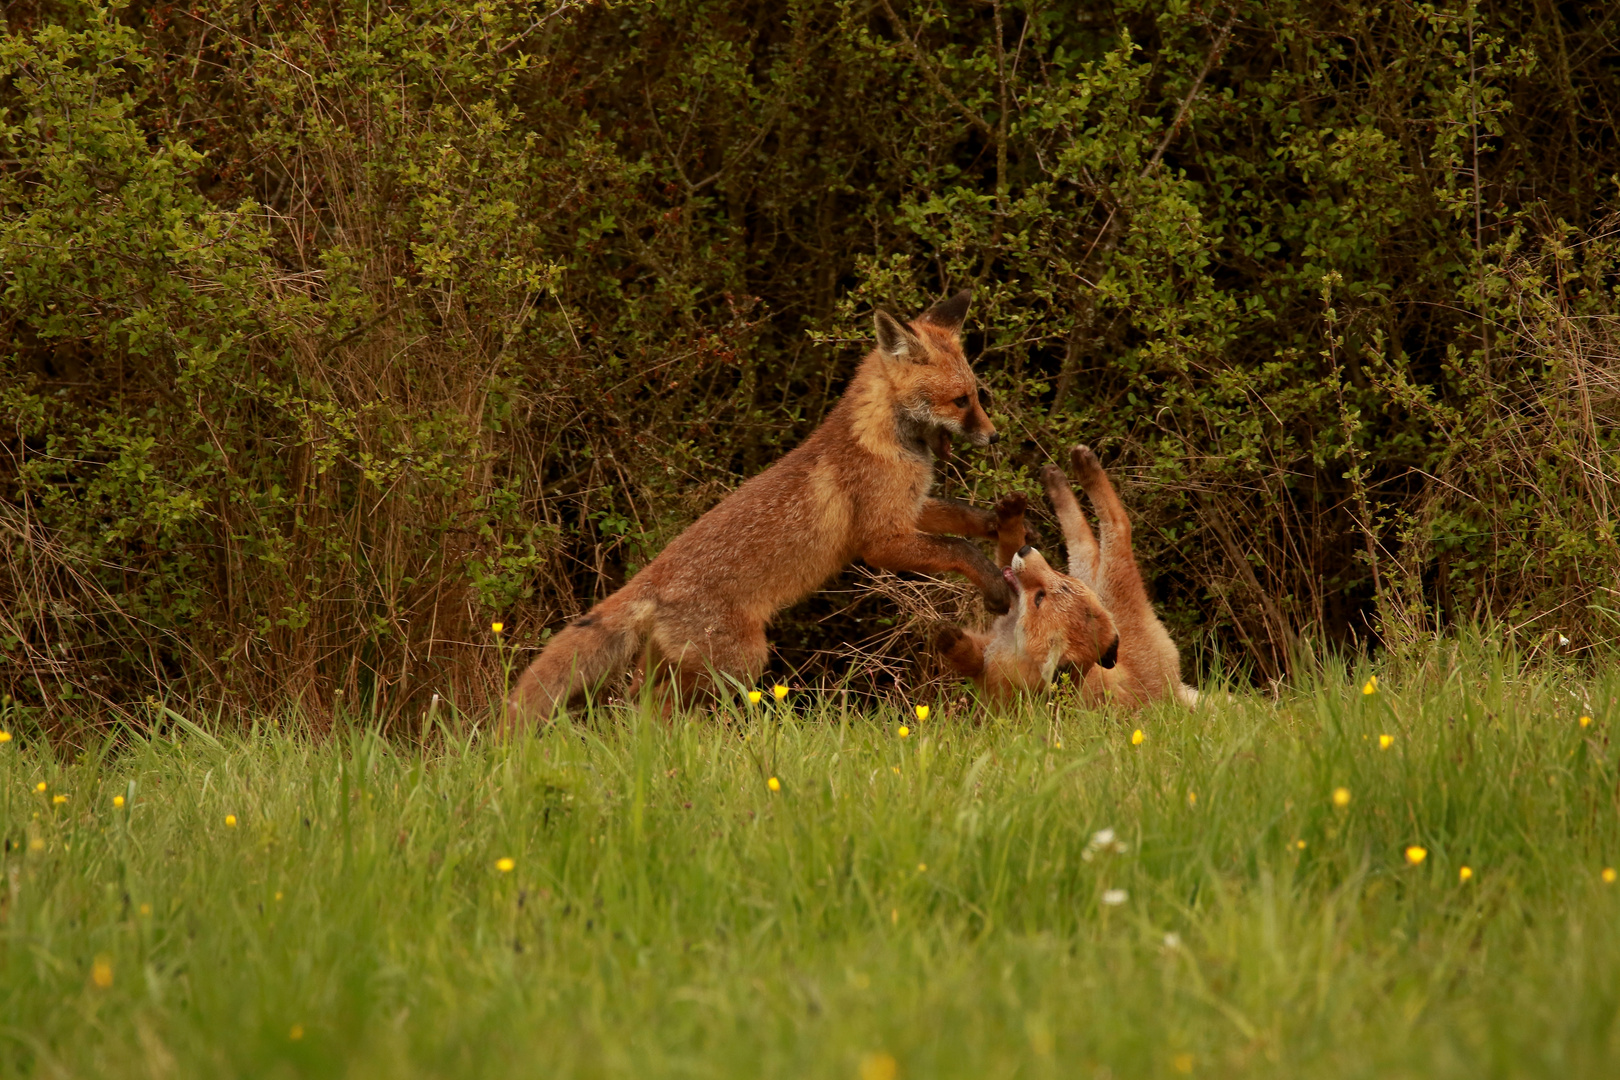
2 0 1617 727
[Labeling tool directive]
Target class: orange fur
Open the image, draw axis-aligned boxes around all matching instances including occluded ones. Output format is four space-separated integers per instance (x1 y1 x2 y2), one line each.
934 519 1120 703
512 291 1012 720
1046 446 1197 707
936 447 1196 708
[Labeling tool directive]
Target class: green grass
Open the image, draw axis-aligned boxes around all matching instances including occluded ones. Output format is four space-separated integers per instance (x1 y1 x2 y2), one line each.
4 645 1620 1078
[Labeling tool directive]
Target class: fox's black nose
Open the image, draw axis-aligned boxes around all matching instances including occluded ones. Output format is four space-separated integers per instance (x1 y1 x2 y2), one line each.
1098 635 1119 670
1017 544 1035 558
986 432 1001 445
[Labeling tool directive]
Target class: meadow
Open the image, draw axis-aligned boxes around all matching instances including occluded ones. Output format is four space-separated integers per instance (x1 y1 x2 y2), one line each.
3 644 1619 1078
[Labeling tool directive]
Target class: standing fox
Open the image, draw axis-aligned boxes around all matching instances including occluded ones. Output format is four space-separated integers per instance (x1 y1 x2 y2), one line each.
512 291 1014 720
936 445 1197 708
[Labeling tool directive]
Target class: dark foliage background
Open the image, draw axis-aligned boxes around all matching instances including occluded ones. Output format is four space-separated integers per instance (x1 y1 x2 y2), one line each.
3 0 1619 728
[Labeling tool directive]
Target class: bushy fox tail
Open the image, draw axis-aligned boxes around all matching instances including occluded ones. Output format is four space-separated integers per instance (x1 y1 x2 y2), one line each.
509 584 654 721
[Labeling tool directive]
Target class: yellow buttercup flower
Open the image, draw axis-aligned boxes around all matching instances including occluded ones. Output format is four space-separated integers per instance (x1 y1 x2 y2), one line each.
139 903 152 916
1332 787 1351 808
1187 791 1197 806
35 781 46 793
1131 729 1144 746
1362 674 1378 695
772 684 789 702
289 1024 305 1041
113 795 125 808
52 794 67 805
1173 1053 1195 1075
1405 845 1427 865
0 731 11 743
914 704 929 722
1379 734 1394 750
28 837 44 852
495 857 515 873
1459 865 1473 883
747 690 762 704
1602 867 1616 884
897 725 910 739
491 621 504 634
1579 715 1593 728
225 814 237 827
859 1051 898 1080
916 862 927 872
91 956 113 989
767 776 781 792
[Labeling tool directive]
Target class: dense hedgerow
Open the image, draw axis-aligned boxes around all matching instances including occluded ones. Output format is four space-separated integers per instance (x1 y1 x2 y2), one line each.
2 0 1619 727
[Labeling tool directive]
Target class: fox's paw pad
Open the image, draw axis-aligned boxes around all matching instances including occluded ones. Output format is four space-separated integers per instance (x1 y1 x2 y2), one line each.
1040 463 1071 493
994 492 1028 523
1070 444 1104 482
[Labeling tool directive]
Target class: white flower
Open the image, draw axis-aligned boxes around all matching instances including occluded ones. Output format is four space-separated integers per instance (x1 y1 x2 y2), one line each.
1101 889 1128 906
1083 827 1129 861
1163 932 1182 949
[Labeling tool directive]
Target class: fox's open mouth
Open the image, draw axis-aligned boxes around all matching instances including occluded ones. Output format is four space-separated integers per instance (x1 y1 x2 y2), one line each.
1002 566 1021 593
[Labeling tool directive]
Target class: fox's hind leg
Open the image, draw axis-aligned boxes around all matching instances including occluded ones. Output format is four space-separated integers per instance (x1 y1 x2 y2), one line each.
651 610 769 712
1069 445 1148 613
1041 463 1100 588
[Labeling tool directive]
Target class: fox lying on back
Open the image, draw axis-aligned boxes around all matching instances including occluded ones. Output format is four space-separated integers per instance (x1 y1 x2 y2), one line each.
512 291 1014 720
936 445 1197 708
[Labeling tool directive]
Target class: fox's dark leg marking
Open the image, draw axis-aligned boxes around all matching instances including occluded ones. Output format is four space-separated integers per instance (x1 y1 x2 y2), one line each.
993 493 1028 566
932 622 987 678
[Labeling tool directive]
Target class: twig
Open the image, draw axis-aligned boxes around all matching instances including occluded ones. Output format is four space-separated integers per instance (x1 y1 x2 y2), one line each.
876 0 995 140
1142 9 1238 178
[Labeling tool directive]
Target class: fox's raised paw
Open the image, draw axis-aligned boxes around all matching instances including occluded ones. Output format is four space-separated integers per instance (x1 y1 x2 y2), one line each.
994 492 1027 523
931 621 966 653
1040 463 1071 497
1070 444 1104 483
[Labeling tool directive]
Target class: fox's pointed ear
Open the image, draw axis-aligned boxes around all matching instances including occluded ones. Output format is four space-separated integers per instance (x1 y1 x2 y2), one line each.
874 309 925 364
919 288 972 332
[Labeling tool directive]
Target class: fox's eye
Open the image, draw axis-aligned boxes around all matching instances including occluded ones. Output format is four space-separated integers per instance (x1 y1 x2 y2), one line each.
952 394 970 409
1033 590 1045 608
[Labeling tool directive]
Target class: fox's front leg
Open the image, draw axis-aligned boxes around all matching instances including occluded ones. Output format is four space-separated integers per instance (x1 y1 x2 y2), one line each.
915 496 999 538
993 493 1028 566
933 622 988 679
861 532 1014 613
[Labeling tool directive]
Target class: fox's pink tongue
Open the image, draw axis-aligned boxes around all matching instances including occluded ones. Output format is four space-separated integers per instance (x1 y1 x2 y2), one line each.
1002 567 1020 592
